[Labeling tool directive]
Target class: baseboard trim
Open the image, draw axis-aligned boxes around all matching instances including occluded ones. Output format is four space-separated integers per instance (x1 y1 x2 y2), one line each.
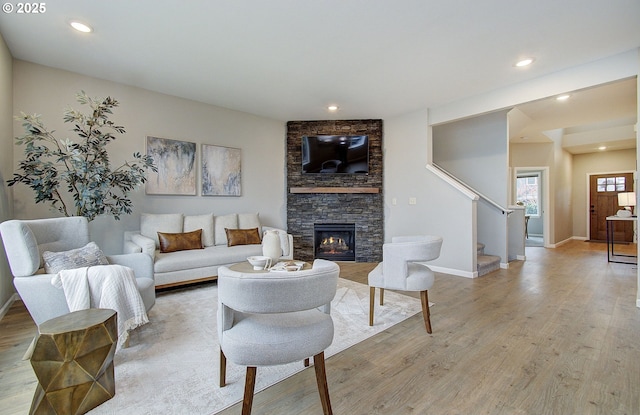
500 262 509 269
0 293 19 321
548 237 573 248
429 265 478 279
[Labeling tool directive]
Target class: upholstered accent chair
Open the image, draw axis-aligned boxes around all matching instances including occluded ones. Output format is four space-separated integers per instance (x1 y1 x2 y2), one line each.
217 259 340 415
0 216 155 326
368 235 443 333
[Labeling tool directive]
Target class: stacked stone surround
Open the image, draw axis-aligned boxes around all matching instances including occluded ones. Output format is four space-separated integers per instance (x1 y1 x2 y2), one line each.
286 119 383 262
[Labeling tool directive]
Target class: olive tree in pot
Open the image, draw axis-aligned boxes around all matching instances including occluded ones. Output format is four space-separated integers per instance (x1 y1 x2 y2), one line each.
8 91 157 221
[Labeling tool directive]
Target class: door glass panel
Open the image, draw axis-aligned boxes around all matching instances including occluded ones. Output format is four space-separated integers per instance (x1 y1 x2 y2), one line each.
598 176 627 192
516 174 540 216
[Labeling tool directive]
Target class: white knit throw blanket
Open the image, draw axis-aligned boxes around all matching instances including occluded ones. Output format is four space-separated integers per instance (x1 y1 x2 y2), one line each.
51 264 149 349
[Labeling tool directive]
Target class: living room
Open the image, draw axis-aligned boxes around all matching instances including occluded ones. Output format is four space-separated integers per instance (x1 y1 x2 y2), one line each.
0 2 639 414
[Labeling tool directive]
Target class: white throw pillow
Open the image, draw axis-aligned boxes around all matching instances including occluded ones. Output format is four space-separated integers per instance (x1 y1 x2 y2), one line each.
184 213 215 247
214 214 238 246
43 241 109 274
238 213 261 237
140 213 184 248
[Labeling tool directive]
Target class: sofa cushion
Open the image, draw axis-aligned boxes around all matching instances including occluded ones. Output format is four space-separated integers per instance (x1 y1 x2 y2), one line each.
141 213 184 247
215 214 238 246
43 241 109 274
225 228 261 247
184 213 214 246
158 229 204 253
154 244 263 274
238 213 262 236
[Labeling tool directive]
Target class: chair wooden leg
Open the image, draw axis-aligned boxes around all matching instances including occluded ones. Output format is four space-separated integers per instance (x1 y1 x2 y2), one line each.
420 290 432 334
242 366 257 415
379 287 384 305
220 349 227 387
369 286 375 326
313 352 333 415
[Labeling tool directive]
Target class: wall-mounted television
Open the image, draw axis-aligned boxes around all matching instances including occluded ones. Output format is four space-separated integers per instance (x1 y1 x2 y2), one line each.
302 135 369 174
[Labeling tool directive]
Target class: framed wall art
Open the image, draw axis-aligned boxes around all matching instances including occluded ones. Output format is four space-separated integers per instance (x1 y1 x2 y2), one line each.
145 136 197 195
202 144 241 196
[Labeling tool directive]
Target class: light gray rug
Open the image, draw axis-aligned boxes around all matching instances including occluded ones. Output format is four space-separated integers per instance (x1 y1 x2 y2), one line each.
89 278 423 415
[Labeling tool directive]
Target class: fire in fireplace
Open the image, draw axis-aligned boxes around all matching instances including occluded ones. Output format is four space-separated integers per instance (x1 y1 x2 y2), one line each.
314 223 355 261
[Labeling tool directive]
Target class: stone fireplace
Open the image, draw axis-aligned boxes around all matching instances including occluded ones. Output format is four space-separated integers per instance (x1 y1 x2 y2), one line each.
287 119 383 262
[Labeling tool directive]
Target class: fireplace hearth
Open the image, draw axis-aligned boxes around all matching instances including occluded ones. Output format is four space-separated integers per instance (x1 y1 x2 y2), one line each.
314 223 356 261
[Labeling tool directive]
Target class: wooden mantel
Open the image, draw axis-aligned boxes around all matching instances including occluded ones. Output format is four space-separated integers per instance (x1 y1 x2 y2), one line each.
289 187 380 194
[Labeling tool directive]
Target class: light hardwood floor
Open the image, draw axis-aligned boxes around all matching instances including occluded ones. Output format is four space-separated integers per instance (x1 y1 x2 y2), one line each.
1 240 639 415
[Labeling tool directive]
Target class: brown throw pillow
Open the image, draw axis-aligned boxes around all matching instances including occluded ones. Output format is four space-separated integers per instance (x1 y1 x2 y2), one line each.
225 228 261 247
158 229 204 253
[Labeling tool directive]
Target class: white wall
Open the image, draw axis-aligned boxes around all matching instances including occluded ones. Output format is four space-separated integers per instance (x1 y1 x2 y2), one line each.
432 110 510 205
383 109 477 276
383 109 430 237
0 34 15 312
432 110 510 262
11 61 286 254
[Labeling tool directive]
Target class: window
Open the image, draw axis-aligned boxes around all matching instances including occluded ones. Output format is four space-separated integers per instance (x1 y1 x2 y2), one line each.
517 173 540 217
596 176 626 192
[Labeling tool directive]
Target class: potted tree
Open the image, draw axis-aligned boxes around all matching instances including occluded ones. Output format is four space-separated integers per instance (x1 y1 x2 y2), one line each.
8 91 156 221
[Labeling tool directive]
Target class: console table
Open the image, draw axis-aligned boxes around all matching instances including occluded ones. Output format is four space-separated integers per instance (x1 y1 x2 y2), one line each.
606 215 637 264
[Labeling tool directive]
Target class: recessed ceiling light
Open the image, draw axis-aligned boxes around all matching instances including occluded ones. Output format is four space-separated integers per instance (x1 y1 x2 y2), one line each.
327 105 339 111
514 58 535 67
70 21 92 33
556 94 571 101
598 146 607 151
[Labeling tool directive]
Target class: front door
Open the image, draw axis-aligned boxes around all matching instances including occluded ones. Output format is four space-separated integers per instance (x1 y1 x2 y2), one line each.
589 172 634 242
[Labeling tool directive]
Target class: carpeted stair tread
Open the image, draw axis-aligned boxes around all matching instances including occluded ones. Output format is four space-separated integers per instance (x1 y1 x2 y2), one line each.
477 254 501 276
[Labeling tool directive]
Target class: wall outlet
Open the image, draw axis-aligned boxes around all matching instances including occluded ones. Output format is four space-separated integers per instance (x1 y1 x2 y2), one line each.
409 197 417 205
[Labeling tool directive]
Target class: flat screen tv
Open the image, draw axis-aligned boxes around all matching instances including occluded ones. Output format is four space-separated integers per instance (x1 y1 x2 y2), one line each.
302 135 369 174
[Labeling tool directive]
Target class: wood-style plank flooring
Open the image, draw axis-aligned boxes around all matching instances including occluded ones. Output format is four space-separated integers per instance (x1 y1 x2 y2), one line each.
1 240 639 415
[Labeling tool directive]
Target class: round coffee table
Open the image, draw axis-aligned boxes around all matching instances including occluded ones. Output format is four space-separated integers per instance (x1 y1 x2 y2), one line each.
230 260 311 273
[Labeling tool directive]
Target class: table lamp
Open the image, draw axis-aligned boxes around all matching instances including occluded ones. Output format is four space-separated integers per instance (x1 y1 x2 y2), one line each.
617 192 636 217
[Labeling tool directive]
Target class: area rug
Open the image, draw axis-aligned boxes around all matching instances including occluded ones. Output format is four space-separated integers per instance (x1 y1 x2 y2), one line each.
89 278 423 415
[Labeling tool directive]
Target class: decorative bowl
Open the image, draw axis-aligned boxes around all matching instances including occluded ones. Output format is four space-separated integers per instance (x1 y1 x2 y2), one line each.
247 255 271 270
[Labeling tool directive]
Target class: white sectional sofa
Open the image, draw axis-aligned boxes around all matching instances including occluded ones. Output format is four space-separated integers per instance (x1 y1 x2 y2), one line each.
124 212 292 288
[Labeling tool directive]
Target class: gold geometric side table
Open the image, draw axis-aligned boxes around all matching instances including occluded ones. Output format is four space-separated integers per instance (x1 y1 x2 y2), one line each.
29 308 117 415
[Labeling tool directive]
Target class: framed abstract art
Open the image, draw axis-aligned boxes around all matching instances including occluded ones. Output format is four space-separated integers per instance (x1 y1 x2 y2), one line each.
145 136 197 195
201 144 241 196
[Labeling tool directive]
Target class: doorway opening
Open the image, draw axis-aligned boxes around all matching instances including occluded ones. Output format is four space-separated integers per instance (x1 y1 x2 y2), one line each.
514 167 549 248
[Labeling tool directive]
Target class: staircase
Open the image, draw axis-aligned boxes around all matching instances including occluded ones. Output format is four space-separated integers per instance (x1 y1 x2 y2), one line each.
477 243 501 276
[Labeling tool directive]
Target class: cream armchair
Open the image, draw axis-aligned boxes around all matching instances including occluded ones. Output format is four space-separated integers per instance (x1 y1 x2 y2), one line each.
368 235 443 333
217 259 339 415
0 216 155 326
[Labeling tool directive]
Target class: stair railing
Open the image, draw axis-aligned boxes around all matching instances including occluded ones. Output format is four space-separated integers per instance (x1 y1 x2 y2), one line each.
428 163 513 215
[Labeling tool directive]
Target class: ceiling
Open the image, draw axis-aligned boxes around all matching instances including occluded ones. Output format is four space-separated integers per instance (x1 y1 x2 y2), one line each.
509 77 637 154
0 0 638 152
